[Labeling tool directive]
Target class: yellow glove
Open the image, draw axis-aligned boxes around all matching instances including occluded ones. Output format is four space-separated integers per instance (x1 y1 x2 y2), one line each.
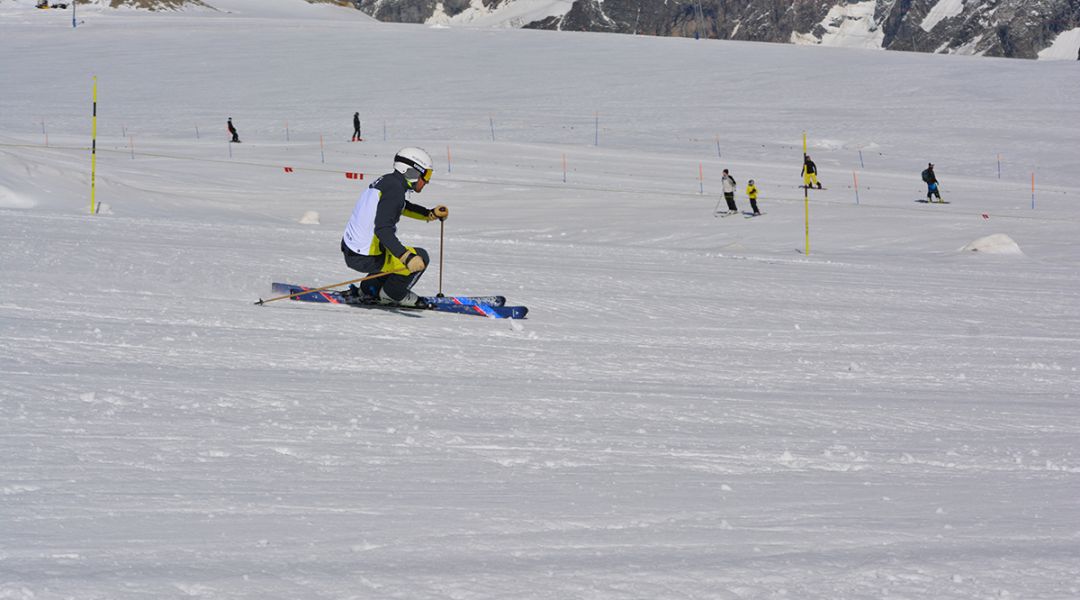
400 251 426 273
428 205 449 221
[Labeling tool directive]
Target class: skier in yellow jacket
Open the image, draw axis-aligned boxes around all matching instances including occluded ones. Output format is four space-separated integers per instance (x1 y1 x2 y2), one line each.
746 179 761 216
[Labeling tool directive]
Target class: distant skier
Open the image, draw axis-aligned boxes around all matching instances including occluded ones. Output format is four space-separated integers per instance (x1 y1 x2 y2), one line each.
802 154 821 189
746 179 761 216
721 169 738 213
922 162 942 202
352 112 362 142
227 117 240 143
340 147 449 307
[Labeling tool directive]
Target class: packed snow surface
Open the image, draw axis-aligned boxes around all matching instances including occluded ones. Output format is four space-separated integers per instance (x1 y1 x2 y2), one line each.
2 0 1079 598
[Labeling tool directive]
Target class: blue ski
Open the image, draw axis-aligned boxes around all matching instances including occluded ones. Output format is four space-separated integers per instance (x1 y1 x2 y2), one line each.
426 295 506 308
268 283 527 319
270 283 505 307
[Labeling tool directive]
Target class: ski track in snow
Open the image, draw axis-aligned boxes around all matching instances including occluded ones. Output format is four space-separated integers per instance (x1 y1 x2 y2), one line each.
1 1 1080 598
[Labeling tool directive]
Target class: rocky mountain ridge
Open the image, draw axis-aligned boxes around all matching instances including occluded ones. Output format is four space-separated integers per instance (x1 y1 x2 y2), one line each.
47 0 1080 59
359 0 1080 60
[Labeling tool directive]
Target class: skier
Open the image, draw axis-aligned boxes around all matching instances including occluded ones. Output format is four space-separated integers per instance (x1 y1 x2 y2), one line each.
352 112 362 142
721 169 738 213
802 154 821 189
746 179 761 216
227 117 240 143
922 162 942 202
340 147 448 307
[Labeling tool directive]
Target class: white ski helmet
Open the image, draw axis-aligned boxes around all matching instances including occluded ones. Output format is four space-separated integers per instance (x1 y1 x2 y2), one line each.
393 147 433 183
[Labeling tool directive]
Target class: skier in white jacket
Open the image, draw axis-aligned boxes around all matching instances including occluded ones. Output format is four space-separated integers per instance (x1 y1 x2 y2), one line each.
721 169 738 213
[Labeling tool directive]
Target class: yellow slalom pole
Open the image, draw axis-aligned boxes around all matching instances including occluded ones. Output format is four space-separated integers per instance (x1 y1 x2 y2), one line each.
802 130 809 254
90 76 98 215
804 184 810 255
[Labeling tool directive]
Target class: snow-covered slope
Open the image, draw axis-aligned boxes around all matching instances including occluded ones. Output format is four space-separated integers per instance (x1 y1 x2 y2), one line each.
203 0 373 19
427 0 573 28
791 0 883 49
2 3 1079 599
921 0 966 32
1039 26 1080 60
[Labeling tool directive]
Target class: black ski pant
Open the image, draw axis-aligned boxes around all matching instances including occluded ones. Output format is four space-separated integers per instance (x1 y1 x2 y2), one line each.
749 199 759 214
342 242 429 300
724 192 737 212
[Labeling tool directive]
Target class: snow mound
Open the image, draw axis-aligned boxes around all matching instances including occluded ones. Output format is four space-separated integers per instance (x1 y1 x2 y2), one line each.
960 234 1023 255
298 210 320 225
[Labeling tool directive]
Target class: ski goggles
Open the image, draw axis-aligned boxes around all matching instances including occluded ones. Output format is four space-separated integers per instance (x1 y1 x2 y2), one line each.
396 155 433 183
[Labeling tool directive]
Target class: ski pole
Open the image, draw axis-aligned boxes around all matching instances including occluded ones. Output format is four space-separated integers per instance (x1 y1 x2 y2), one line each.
712 196 725 215
437 218 445 298
254 270 404 306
